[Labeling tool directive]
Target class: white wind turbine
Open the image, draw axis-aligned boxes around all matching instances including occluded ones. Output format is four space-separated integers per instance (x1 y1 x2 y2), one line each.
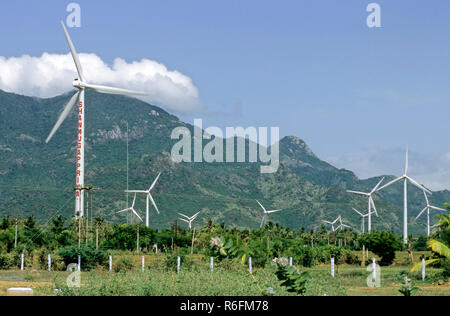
178 211 201 230
256 200 281 228
322 216 341 232
126 173 161 228
117 194 143 223
377 148 432 244
347 177 384 232
352 208 375 233
45 22 147 218
335 217 352 231
415 191 446 237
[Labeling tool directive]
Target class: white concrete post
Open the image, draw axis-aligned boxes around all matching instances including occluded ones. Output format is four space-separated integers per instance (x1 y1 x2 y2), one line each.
78 255 81 272
141 256 145 272
48 254 51 272
331 257 335 277
210 257 214 272
109 255 112 272
20 254 24 271
289 257 293 266
422 258 426 281
177 256 181 274
372 258 376 280
249 257 252 274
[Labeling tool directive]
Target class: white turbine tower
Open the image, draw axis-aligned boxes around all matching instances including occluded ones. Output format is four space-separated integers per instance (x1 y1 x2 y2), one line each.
45 22 147 218
415 191 446 237
377 148 432 244
347 177 384 232
256 200 281 228
352 208 375 233
117 194 143 223
126 173 161 228
178 212 201 230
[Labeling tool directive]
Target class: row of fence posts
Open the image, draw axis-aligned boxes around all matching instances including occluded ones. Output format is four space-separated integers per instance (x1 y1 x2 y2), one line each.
16 253 429 280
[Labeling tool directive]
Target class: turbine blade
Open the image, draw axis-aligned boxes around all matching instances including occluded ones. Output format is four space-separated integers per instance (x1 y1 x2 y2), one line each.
117 208 130 214
61 21 85 81
131 208 143 222
415 207 428 220
371 177 385 194
149 172 161 191
256 200 266 212
178 213 189 219
191 211 201 220
352 208 364 217
132 194 137 207
429 206 446 212
267 210 281 214
179 218 189 224
125 190 147 193
347 190 369 196
148 193 159 214
45 91 80 143
424 191 430 206
405 147 409 175
377 176 404 191
85 83 147 96
407 176 432 194
370 197 379 217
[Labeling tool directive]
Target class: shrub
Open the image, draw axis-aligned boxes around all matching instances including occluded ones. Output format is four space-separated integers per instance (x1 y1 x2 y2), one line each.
0 253 12 270
273 257 309 296
287 245 313 267
58 245 108 271
358 231 403 266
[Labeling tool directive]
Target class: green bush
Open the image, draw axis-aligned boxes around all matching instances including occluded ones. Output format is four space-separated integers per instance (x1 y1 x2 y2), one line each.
0 253 12 269
287 245 313 267
358 231 403 266
58 245 108 271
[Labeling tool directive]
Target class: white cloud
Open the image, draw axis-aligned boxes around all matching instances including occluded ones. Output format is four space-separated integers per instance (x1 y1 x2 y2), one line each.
326 147 450 191
0 53 204 114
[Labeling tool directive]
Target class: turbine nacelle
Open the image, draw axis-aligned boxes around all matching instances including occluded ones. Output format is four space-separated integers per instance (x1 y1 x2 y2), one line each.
73 78 86 89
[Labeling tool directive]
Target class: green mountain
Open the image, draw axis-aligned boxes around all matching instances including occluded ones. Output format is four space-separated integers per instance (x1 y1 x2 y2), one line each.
0 89 449 235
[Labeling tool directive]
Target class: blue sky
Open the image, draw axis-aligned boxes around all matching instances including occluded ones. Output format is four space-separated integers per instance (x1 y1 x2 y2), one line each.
1 1 450 189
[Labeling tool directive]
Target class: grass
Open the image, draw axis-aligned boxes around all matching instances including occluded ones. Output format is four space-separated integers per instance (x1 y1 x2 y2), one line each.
0 251 448 296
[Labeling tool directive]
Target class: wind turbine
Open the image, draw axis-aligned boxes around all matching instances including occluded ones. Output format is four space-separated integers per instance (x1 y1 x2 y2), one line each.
415 191 446 237
178 212 201 230
45 22 147 218
335 217 351 231
125 173 161 228
256 200 281 228
117 194 143 223
322 216 341 232
377 148 432 244
347 177 384 232
351 208 375 233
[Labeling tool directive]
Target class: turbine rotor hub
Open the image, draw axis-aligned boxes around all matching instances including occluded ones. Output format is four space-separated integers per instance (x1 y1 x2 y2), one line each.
73 79 86 89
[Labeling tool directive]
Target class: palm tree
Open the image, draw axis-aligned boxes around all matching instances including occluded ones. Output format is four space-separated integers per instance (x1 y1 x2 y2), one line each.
411 209 450 272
